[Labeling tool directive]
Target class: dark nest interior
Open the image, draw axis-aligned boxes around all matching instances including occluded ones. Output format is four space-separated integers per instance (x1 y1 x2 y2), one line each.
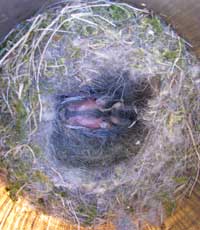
0 0 199 229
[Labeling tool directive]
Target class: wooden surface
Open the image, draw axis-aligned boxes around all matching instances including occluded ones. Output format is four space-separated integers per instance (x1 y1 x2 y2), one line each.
0 182 116 230
0 0 55 43
0 179 200 230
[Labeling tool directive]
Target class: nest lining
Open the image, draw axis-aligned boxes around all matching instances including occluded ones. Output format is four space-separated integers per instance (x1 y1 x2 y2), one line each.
0 0 200 228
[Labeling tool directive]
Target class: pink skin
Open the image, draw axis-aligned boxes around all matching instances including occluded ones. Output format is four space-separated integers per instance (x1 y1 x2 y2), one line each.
110 116 120 124
68 99 99 111
95 98 107 107
68 116 110 129
67 99 110 129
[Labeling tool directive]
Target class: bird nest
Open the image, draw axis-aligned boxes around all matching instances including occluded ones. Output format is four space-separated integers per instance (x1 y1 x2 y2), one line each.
0 0 200 228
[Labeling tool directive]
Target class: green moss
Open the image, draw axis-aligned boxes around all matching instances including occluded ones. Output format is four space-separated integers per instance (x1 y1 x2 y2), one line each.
22 78 31 95
108 5 128 21
173 176 188 185
4 161 30 200
12 158 31 176
2 148 33 186
4 156 30 201
53 186 69 198
14 99 27 140
166 112 184 134
0 157 6 169
0 45 7 57
0 21 32 58
30 144 43 157
59 191 69 198
15 169 29 181
32 170 50 183
142 17 163 34
149 17 162 33
58 57 66 65
40 19 50 28
162 50 179 60
77 205 97 225
92 4 131 22
30 92 39 104
45 70 55 78
163 199 176 217
71 47 81 58
82 26 97 36
60 21 69 31
158 192 176 217
6 181 25 201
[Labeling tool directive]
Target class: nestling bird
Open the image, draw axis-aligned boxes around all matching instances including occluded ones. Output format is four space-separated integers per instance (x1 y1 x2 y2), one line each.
52 69 153 167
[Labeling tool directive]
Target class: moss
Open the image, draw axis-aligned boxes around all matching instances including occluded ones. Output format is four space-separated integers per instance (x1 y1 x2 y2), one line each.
59 191 69 198
60 21 69 31
30 144 43 157
53 186 69 198
40 19 50 28
45 70 55 78
71 47 81 58
0 45 7 57
30 92 39 104
0 35 16 58
142 17 163 34
167 112 184 133
6 181 25 201
13 158 31 176
0 21 33 58
4 156 31 200
149 17 162 33
14 99 27 140
162 49 179 60
82 26 97 36
2 148 33 189
158 192 176 217
58 57 66 65
163 199 176 217
0 158 6 169
32 170 50 183
173 176 188 185
37 193 64 213
108 5 128 21
22 77 32 96
92 4 130 22
77 205 97 225
15 169 29 181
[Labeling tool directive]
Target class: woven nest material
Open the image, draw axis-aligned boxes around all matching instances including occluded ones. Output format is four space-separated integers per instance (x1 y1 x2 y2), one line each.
0 1 200 229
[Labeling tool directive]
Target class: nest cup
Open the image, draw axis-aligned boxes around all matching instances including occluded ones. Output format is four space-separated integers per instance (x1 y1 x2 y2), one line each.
0 1 200 229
